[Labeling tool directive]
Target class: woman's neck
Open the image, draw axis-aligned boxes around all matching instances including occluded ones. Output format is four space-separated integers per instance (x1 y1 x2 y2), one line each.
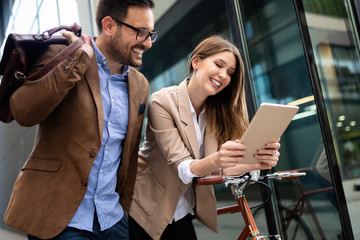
187 78 206 117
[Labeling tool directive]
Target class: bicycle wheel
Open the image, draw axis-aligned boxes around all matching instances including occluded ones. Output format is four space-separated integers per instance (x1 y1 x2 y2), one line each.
252 205 314 240
279 205 314 240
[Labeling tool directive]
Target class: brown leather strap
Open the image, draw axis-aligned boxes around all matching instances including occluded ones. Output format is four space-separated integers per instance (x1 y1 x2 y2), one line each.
46 23 82 36
37 23 82 40
28 37 85 80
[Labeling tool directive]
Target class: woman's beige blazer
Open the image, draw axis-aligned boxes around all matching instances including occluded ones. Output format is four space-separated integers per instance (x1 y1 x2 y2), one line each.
130 80 219 240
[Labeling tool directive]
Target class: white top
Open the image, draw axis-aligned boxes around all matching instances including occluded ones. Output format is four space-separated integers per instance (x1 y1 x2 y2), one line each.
173 98 261 223
172 98 205 222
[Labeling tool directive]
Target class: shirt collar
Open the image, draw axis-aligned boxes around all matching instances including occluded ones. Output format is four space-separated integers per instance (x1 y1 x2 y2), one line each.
188 96 205 119
92 37 130 78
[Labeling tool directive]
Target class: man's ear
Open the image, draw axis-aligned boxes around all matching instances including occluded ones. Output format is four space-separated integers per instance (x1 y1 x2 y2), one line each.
101 16 117 36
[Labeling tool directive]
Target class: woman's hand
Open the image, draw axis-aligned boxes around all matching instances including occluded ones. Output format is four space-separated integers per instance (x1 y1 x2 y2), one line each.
253 140 281 169
191 139 279 176
221 139 280 176
216 140 247 168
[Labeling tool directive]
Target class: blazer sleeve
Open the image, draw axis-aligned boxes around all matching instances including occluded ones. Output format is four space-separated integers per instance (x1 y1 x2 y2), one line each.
147 91 194 173
10 44 91 126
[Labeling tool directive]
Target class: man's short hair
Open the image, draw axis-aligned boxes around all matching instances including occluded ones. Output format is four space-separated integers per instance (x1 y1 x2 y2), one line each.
96 0 155 33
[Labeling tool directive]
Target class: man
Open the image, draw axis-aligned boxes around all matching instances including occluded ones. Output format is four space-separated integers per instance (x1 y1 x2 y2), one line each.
4 0 157 239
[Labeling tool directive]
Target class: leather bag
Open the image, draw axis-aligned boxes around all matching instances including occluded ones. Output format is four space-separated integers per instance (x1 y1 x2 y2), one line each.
0 23 84 123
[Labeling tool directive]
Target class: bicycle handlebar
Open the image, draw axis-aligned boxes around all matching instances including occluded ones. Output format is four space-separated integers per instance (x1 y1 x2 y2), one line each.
193 171 306 186
193 175 223 186
261 171 306 180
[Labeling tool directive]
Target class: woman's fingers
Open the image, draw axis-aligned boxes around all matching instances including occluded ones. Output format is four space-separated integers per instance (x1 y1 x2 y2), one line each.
255 149 280 168
218 140 247 167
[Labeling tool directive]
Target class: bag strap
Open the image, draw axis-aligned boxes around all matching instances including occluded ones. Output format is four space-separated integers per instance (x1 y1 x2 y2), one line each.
34 23 82 41
46 23 82 37
27 37 85 81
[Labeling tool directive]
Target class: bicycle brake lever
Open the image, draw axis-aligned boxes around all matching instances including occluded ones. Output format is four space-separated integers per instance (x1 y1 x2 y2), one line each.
223 176 247 187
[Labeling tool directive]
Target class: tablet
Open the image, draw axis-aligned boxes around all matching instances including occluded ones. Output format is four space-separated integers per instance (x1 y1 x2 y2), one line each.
239 103 299 164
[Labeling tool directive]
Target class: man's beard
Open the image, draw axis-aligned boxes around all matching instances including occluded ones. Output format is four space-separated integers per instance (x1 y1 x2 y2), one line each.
107 36 144 67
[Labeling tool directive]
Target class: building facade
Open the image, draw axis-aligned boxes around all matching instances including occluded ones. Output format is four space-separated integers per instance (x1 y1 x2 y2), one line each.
0 0 359 239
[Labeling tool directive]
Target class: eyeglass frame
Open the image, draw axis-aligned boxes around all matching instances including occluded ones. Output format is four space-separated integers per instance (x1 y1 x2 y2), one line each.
111 17 159 43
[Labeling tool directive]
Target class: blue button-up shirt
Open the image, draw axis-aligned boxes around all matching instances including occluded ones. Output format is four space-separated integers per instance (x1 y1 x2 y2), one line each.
68 38 129 231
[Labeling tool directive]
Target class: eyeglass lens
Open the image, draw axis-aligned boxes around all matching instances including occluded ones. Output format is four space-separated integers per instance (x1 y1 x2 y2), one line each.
137 30 158 42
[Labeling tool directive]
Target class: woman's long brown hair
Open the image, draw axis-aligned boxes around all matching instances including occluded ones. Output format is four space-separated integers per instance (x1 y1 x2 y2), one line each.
187 35 249 146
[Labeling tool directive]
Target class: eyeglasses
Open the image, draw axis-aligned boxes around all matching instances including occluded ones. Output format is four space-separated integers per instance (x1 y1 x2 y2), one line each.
111 17 159 43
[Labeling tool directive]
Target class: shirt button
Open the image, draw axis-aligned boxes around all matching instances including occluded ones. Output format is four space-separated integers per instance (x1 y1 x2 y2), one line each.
81 180 87 187
95 194 98 199
100 169 103 173
108 122 112 126
89 151 96 157
103 60 106 65
106 145 109 149
111 98 114 102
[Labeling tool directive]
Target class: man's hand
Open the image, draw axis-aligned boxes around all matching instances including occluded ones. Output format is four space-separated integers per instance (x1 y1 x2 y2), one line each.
62 30 94 59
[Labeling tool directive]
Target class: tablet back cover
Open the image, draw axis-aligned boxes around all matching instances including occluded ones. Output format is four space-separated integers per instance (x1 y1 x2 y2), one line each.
240 103 299 164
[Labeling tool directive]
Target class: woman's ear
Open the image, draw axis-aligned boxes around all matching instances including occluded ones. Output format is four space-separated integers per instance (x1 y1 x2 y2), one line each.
192 57 200 70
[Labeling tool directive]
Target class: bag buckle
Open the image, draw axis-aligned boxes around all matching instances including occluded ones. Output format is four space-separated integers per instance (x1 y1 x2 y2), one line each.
34 31 50 41
14 71 26 80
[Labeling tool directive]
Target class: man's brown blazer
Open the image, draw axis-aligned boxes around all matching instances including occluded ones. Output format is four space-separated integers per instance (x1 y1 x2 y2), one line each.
5 43 149 239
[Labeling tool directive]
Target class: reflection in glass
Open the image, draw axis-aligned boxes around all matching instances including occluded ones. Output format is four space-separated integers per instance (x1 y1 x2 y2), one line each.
302 0 360 238
238 0 342 239
305 1 360 179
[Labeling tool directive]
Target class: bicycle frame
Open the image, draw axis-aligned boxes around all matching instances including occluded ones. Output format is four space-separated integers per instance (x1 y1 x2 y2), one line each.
218 182 280 240
193 171 305 240
235 185 273 240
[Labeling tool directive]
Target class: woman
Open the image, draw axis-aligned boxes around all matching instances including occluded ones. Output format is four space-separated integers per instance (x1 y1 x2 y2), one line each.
129 35 280 240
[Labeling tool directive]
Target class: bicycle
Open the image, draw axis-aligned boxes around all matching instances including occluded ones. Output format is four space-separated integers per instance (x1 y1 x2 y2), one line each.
252 167 334 240
193 171 306 240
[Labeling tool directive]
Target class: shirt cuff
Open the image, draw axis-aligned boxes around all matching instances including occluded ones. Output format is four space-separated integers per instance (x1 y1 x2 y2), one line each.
178 159 200 184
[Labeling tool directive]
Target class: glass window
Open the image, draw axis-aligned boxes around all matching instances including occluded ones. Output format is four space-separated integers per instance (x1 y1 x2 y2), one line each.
237 0 342 238
58 0 80 25
13 0 37 33
300 0 360 238
38 0 59 32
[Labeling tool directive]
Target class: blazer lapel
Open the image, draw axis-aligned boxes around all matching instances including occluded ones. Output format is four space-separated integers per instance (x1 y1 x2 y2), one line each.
124 69 139 152
178 80 200 159
84 49 103 142
122 68 147 159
